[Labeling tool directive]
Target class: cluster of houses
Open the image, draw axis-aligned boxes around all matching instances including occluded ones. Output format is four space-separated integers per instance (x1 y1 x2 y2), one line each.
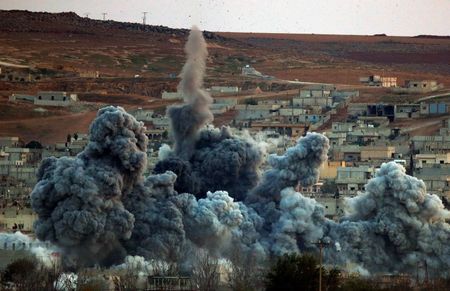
2 75 449 228
359 75 443 93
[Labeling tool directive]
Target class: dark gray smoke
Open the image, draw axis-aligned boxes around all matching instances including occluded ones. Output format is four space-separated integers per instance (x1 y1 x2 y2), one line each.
325 162 450 275
155 27 263 200
31 106 148 268
29 26 450 277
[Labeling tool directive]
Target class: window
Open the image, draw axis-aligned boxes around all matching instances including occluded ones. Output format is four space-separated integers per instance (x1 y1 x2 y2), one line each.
51 96 54 100
440 160 444 164
38 96 42 100
413 84 418 87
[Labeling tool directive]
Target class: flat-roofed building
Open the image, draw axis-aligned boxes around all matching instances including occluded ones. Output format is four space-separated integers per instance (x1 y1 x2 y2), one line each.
414 153 450 168
320 161 346 179
336 166 375 195
34 91 78 106
361 146 396 162
0 137 20 149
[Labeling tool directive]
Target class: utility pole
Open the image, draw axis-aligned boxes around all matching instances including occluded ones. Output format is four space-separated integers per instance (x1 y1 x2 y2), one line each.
314 239 329 291
102 12 107 21
84 13 90 18
142 12 148 25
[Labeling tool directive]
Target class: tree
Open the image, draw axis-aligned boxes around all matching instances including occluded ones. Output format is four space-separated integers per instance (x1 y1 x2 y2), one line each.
227 248 264 291
1 257 61 290
26 140 43 149
265 253 341 291
191 249 220 291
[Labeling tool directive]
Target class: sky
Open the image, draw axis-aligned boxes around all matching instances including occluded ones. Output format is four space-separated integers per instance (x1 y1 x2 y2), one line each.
0 0 449 36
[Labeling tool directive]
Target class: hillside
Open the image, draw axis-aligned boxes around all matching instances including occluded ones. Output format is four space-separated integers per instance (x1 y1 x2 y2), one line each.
0 10 449 143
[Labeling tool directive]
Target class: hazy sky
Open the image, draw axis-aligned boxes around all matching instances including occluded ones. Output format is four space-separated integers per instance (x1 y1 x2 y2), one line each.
1 0 449 36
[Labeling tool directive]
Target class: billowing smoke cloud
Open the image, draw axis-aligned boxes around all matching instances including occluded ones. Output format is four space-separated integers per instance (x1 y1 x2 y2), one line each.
29 26 450 278
31 106 148 268
326 162 450 274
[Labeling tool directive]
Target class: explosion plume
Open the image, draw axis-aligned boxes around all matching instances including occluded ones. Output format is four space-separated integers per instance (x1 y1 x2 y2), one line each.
28 27 450 277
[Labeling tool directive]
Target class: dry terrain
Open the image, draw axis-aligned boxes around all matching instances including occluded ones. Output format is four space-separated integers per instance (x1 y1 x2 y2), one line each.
0 10 449 143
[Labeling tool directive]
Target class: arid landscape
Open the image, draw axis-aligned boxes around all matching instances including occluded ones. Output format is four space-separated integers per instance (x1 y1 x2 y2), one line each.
0 10 449 143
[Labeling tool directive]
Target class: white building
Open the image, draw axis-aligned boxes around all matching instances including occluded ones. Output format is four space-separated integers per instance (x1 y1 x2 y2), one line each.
161 90 184 100
34 91 78 106
209 86 240 94
131 108 155 122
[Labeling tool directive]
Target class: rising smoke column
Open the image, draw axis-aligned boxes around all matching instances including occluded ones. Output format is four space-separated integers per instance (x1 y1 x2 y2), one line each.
154 27 263 200
325 162 450 275
167 25 213 160
31 106 148 268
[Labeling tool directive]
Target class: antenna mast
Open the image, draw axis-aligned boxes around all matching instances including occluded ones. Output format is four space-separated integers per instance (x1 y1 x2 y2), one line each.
142 12 148 25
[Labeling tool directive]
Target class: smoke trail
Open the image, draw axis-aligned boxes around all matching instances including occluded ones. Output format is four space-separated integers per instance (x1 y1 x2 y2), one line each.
168 25 213 160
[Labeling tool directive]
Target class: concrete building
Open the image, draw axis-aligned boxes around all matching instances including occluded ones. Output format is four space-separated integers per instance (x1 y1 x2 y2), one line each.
131 108 155 122
320 161 346 179
327 132 347 147
412 135 450 153
395 104 420 119
293 85 334 108
0 137 20 149
359 75 397 87
315 196 345 218
360 146 396 162
332 122 355 133
209 86 240 94
209 103 231 115
336 166 375 195
392 80 441 93
414 164 450 197
79 71 99 78
420 102 449 115
34 91 78 106
331 145 361 162
381 77 397 88
235 104 279 121
0 207 37 232
152 116 171 130
8 93 35 102
414 153 450 168
214 97 238 106
161 90 183 100
250 122 307 138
